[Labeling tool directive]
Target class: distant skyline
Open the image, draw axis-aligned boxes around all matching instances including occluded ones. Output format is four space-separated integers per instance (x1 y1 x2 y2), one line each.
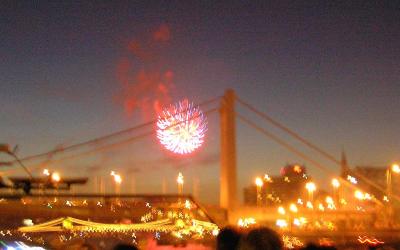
1 1 399 203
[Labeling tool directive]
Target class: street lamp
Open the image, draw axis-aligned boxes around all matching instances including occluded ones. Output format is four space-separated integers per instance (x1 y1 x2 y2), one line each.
331 178 340 204
386 163 400 203
392 164 400 173
289 203 298 213
51 172 61 182
177 172 184 195
305 182 316 202
111 171 122 196
354 190 364 200
255 177 263 206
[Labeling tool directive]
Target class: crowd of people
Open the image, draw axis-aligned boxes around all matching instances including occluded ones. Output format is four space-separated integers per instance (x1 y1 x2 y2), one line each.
216 226 337 250
108 226 337 250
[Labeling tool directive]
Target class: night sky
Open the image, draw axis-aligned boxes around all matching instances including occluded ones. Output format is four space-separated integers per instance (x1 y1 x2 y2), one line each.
1 1 399 203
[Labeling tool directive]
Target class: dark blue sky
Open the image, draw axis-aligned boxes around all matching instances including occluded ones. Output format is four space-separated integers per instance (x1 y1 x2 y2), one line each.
1 1 399 203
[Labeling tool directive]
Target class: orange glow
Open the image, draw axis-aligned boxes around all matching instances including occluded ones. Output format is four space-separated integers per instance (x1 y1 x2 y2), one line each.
357 236 384 245
255 177 263 187
305 182 316 192
43 169 50 176
331 178 340 188
177 172 184 185
392 163 400 173
264 174 273 182
354 190 364 200
51 172 60 182
289 203 298 213
114 174 122 184
293 165 302 173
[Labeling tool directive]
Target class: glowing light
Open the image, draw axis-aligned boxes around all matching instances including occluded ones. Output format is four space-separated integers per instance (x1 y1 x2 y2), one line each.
276 219 288 228
383 196 389 202
325 196 334 204
177 172 184 195
212 229 220 236
255 177 263 187
318 203 325 211
114 174 122 184
184 200 191 209
43 169 50 176
347 175 358 184
392 163 400 173
354 190 364 200
278 206 286 215
305 182 316 192
326 198 337 209
331 178 340 188
51 172 60 182
157 99 207 154
289 203 298 213
299 217 307 224
293 165 302 173
176 172 184 184
111 171 122 184
237 217 256 228
357 236 384 246
297 198 303 205
306 201 313 209
5 242 46 250
18 216 218 236
264 174 272 182
283 235 304 249
22 219 34 226
340 198 347 205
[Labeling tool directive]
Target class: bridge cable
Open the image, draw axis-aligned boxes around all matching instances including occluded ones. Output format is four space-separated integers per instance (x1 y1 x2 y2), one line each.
3 108 218 174
5 96 221 166
236 97 400 203
236 112 384 206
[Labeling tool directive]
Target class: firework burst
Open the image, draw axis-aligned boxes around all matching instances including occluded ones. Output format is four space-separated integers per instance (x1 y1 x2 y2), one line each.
157 99 207 154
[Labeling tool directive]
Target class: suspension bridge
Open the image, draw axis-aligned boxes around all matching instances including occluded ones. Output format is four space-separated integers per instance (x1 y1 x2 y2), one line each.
1 89 399 247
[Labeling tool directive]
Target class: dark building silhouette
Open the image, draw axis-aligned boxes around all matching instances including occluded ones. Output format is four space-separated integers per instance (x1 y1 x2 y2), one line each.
243 164 311 206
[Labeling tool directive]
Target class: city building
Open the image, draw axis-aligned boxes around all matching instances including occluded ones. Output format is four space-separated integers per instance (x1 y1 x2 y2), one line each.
243 164 312 206
340 151 400 204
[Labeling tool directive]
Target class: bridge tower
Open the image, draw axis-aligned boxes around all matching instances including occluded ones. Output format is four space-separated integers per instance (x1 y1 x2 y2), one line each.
220 89 237 209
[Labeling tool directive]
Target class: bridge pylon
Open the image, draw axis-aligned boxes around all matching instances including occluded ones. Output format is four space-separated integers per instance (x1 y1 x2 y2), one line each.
220 89 237 209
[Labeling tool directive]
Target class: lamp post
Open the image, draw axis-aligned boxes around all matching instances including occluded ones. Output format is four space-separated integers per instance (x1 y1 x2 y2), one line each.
331 178 340 205
384 163 399 228
305 182 316 203
177 172 184 195
386 164 400 202
111 171 122 196
255 177 263 206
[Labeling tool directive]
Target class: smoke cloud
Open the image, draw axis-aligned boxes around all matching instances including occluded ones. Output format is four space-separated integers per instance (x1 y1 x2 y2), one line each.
115 24 174 120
